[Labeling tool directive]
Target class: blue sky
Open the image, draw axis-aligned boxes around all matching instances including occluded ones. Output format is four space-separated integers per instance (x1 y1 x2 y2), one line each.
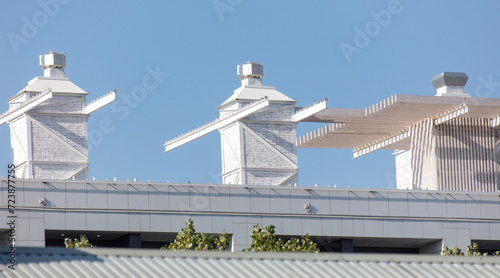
1 1 500 188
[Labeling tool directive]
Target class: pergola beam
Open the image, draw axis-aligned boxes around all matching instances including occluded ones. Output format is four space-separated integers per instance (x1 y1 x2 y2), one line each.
0 90 53 126
433 105 468 125
292 99 327 122
353 129 410 159
85 90 117 114
164 98 270 153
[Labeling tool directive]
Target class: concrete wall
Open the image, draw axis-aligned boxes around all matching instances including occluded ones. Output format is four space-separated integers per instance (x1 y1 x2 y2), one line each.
401 117 498 192
10 93 89 180
1 179 499 252
395 150 412 190
9 116 28 177
220 122 241 184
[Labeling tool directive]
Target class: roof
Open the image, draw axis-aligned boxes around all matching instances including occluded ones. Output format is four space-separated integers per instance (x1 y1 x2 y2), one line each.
218 86 295 109
297 94 500 150
9 76 88 101
1 247 500 278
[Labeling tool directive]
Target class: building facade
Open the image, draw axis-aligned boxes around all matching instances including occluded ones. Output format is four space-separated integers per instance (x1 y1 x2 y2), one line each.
1 179 500 253
1 54 500 253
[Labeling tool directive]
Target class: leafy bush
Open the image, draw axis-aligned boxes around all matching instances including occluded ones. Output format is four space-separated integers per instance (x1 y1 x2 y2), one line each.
64 234 95 248
441 245 463 256
466 242 487 256
162 219 230 251
243 224 319 253
442 242 500 256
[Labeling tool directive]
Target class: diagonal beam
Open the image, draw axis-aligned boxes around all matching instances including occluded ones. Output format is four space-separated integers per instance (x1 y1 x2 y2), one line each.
433 105 468 125
0 90 53 126
28 116 88 160
164 97 270 153
37 97 82 108
247 104 294 118
240 123 298 169
85 90 117 114
277 171 299 186
353 129 410 159
292 99 327 122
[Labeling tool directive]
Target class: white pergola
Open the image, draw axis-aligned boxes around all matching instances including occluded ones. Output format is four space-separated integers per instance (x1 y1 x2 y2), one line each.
298 94 500 158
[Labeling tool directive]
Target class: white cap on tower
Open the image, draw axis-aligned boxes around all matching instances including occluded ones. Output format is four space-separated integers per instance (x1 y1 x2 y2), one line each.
39 52 66 79
237 62 263 87
431 72 470 97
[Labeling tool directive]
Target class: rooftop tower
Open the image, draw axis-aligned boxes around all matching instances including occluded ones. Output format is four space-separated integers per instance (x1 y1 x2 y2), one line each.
164 62 327 186
0 52 116 180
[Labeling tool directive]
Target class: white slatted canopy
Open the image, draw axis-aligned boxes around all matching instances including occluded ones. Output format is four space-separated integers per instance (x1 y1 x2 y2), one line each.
297 94 500 155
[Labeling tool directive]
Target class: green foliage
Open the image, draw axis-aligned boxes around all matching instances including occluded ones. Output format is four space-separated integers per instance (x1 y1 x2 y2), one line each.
442 242 500 256
441 245 463 256
243 224 319 253
465 242 488 256
64 234 95 248
162 219 230 251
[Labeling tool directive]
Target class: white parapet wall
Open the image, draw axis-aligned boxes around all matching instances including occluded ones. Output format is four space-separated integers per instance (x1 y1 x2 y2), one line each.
1 179 500 252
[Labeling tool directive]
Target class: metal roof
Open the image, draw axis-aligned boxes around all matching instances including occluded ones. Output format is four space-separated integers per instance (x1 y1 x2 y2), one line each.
297 94 500 151
2 247 500 278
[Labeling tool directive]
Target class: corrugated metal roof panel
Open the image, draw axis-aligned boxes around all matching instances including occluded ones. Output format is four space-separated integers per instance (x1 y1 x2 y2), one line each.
2 247 500 278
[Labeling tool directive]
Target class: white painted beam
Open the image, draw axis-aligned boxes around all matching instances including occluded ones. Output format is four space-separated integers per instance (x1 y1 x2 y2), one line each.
296 123 345 147
292 99 327 122
491 115 500 128
85 90 117 114
433 105 468 125
164 98 270 153
0 90 53 126
353 129 410 159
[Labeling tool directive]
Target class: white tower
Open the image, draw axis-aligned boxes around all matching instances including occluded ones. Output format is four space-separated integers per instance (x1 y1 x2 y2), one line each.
164 62 327 186
217 62 298 186
0 52 116 180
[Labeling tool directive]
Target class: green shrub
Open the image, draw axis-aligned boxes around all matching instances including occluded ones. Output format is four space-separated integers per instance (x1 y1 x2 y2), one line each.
243 224 319 253
162 219 230 251
64 234 95 248
442 242 500 256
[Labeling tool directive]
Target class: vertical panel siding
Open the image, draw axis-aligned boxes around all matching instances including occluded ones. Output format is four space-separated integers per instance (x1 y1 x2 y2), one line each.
410 119 438 190
435 118 496 192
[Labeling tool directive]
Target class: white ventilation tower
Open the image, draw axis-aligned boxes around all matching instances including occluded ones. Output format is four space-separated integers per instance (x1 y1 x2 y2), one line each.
164 62 327 186
0 52 116 180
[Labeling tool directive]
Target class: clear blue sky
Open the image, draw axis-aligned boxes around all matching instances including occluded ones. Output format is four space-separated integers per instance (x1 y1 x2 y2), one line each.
1 1 500 188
